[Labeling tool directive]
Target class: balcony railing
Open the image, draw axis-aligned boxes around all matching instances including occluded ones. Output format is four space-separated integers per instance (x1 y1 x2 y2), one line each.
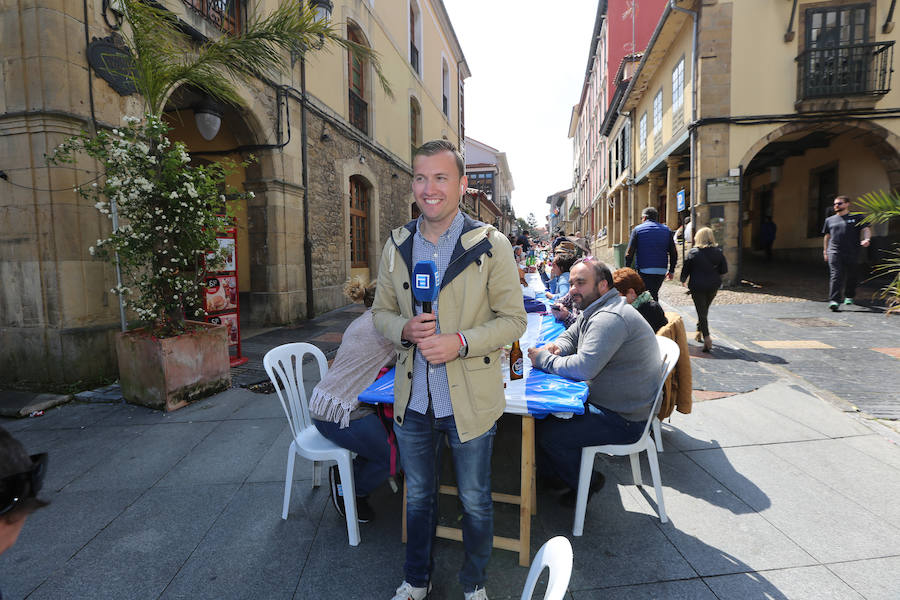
349 90 368 135
796 41 894 100
182 0 243 35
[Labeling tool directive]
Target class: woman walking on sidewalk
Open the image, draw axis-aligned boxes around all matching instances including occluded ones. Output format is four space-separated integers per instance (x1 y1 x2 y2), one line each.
680 227 728 352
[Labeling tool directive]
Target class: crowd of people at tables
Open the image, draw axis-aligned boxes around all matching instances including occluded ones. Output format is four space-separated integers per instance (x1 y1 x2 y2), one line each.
303 141 727 600
0 139 724 600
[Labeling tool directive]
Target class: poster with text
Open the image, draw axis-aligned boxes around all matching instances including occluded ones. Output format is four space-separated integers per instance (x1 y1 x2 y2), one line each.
205 275 238 313
208 312 239 346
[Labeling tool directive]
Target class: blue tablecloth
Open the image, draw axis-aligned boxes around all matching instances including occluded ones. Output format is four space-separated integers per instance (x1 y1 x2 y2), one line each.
357 305 587 418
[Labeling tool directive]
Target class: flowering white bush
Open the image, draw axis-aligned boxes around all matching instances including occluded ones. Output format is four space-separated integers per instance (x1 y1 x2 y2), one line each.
49 115 249 336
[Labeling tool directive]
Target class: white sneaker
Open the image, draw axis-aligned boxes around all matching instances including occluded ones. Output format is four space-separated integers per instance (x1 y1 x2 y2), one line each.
391 580 431 600
464 587 488 600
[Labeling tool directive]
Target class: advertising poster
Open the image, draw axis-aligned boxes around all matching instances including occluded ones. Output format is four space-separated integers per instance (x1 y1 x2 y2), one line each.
207 237 236 272
208 312 239 346
205 275 238 312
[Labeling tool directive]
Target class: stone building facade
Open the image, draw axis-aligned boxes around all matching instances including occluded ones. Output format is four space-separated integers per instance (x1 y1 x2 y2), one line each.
572 0 900 280
0 0 468 386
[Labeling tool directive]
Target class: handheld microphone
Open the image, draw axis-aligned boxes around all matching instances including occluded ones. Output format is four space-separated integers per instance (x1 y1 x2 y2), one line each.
412 260 439 313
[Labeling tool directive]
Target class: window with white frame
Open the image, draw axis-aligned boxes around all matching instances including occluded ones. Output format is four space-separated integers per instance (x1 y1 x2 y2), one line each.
639 112 647 165
653 89 663 151
441 59 450 118
409 1 422 76
672 57 685 126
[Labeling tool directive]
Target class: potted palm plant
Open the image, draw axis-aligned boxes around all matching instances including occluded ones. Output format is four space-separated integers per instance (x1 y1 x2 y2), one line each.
48 0 387 410
856 190 900 312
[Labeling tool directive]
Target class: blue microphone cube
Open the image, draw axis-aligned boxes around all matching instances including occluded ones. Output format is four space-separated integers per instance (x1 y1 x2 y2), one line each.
412 260 439 303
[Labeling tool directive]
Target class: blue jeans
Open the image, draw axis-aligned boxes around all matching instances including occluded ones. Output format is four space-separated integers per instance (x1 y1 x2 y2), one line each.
394 407 496 591
313 413 391 496
536 406 646 490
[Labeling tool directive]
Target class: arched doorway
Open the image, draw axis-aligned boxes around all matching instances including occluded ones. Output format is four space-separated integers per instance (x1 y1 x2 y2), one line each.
163 84 290 324
739 120 900 266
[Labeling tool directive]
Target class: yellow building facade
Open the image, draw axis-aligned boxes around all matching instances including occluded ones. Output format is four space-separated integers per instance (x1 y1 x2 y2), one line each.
0 0 468 385
590 0 900 281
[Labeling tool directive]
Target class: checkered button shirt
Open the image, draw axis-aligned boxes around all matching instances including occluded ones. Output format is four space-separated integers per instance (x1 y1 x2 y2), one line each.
408 211 465 418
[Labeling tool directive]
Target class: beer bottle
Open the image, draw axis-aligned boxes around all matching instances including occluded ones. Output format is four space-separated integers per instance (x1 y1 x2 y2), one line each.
510 340 524 380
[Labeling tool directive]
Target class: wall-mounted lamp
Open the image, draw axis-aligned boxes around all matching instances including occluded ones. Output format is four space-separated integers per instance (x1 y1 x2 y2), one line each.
194 97 224 141
309 0 333 23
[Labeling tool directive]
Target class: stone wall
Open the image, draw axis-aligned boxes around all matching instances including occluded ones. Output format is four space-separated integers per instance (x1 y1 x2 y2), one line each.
305 108 412 315
696 0 738 284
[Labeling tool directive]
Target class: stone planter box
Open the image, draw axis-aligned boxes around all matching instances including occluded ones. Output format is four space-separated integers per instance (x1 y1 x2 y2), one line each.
116 321 231 412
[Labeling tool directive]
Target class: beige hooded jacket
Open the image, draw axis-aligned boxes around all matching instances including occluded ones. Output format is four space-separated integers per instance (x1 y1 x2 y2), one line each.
372 213 527 442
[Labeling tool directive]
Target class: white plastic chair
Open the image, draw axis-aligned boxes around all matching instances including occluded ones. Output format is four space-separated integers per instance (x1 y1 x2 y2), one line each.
572 336 680 535
263 342 360 546
520 536 573 600
652 415 664 452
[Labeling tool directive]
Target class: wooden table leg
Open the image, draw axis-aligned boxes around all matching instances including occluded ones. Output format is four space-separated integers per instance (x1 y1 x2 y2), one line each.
519 415 535 567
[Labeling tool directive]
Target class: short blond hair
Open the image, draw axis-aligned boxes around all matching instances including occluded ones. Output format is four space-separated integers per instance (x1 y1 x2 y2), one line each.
694 227 717 248
343 276 377 307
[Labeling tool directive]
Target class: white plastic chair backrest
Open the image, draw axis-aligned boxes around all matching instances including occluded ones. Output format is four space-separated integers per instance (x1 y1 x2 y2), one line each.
520 536 573 600
637 336 680 439
263 343 329 442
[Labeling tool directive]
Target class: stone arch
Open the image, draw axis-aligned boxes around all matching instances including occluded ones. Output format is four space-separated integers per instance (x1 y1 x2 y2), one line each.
737 119 900 262
163 81 291 324
739 119 900 192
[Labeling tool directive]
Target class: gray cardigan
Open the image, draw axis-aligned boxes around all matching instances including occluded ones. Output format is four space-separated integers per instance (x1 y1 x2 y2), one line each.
531 288 661 422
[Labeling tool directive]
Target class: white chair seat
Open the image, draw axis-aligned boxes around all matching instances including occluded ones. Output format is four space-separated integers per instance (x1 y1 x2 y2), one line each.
572 336 679 536
264 343 361 546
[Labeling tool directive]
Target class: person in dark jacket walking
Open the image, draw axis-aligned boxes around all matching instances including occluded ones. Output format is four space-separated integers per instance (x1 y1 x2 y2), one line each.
625 207 678 301
680 227 728 352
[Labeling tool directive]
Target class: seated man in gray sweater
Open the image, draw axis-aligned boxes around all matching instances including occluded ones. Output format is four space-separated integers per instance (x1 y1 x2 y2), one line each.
527 257 661 507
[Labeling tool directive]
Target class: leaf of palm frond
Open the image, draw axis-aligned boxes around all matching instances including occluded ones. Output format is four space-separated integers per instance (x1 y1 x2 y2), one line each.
855 189 900 224
118 0 392 115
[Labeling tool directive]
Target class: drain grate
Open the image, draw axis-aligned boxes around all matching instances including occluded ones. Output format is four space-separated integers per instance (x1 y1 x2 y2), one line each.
775 317 849 327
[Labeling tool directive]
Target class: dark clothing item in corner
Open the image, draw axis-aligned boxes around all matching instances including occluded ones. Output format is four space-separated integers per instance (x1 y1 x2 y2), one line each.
680 246 728 292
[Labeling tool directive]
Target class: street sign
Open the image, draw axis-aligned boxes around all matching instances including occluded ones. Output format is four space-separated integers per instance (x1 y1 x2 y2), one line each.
677 189 686 212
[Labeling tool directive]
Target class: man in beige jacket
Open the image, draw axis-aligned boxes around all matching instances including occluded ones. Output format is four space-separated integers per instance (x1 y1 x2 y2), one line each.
373 140 526 600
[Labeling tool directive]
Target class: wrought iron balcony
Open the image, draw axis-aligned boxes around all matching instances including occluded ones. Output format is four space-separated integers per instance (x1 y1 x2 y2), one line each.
796 41 894 100
181 0 243 35
349 90 368 135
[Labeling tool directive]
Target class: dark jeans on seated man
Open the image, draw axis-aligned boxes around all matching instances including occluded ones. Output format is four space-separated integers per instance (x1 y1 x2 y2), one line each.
314 413 391 496
536 404 646 491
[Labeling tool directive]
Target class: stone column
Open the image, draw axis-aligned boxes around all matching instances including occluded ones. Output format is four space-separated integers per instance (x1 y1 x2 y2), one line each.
648 172 663 210
665 156 682 230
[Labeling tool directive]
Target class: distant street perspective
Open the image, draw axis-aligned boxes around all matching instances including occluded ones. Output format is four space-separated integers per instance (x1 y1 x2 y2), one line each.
2 1 900 600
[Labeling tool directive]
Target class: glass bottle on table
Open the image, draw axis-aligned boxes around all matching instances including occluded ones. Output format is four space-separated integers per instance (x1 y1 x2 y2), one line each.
510 340 523 380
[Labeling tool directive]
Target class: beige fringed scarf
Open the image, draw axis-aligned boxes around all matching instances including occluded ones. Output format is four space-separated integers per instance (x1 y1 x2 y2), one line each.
308 309 395 428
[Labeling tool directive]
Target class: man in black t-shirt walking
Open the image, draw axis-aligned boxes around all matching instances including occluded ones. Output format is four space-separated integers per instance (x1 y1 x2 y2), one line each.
822 195 871 311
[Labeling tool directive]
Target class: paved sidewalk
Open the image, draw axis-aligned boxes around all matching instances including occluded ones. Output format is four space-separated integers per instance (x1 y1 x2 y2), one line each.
2 306 900 598
663 297 900 422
